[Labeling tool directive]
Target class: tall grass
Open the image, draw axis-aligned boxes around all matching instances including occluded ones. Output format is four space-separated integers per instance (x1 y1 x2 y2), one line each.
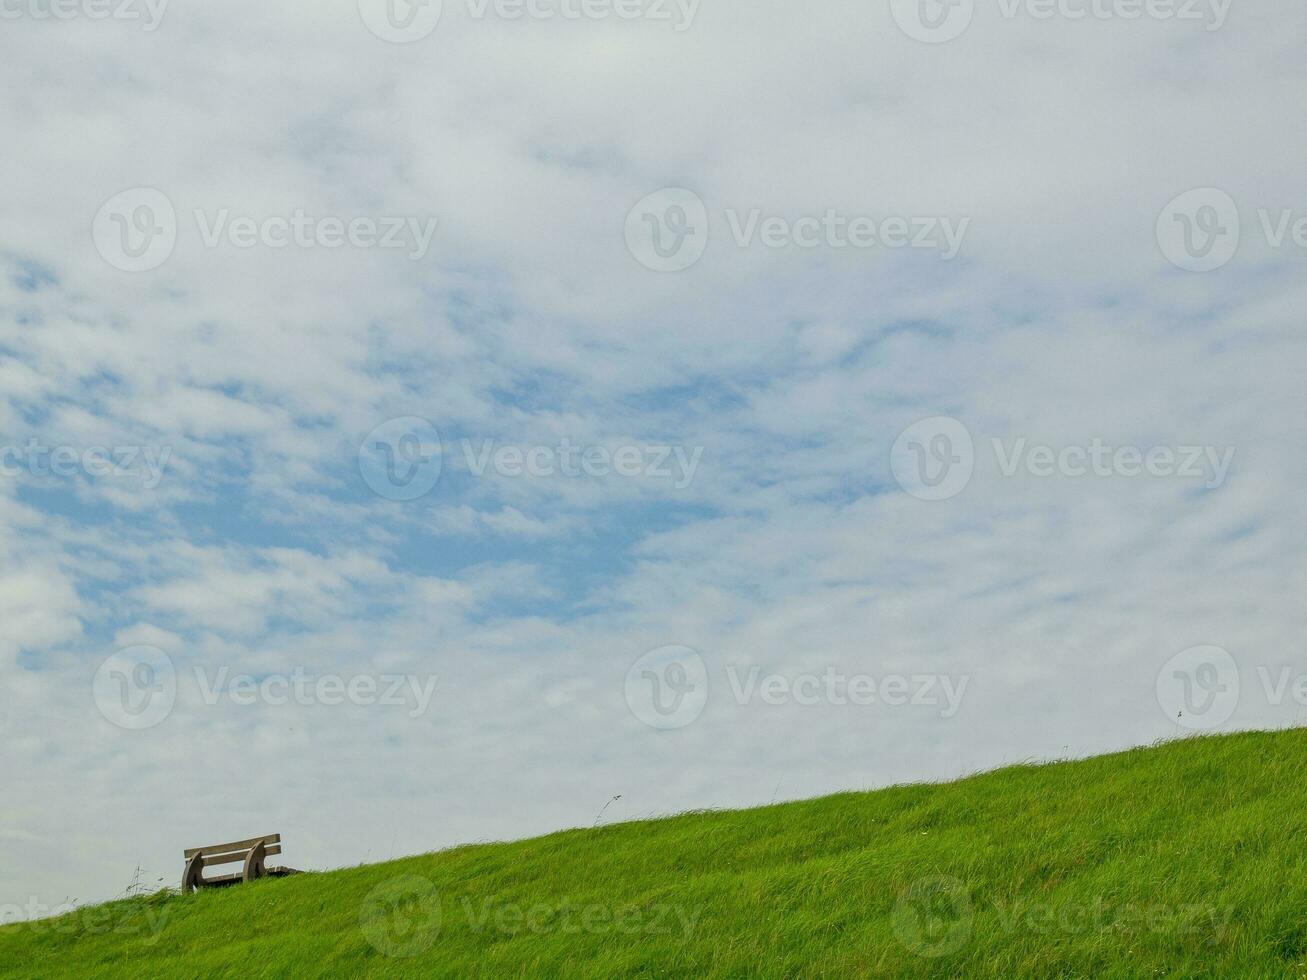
4 730 1306 978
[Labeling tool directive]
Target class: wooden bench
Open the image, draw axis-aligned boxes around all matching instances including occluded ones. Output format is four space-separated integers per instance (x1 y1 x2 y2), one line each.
182 834 299 893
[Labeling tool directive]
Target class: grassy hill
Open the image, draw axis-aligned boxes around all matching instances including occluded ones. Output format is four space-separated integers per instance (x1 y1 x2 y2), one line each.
4 730 1307 978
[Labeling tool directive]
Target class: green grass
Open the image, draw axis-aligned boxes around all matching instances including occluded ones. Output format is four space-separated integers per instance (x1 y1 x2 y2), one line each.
5 730 1307 978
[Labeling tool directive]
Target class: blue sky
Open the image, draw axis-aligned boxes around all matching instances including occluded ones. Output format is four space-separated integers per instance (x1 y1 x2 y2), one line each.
2 0 1306 918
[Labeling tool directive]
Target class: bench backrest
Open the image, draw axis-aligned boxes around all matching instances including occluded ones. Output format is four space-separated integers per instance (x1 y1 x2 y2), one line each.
183 833 281 870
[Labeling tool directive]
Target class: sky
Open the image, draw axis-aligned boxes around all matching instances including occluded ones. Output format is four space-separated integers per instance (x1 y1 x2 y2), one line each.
2 0 1306 919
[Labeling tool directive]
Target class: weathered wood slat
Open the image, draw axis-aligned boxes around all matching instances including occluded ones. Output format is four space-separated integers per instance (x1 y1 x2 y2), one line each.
202 873 245 885
183 834 281 859
197 844 281 868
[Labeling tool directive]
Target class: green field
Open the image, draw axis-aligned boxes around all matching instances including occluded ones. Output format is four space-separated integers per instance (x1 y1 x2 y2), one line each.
4 730 1306 978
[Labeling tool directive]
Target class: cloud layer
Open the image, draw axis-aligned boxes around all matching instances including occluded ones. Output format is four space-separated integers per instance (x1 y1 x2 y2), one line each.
2 0 1306 915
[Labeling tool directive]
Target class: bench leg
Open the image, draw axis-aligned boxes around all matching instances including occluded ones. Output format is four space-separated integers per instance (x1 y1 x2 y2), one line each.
243 840 267 883
182 852 205 894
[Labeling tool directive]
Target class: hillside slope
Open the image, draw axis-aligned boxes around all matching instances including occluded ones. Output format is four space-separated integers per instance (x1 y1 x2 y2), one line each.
4 730 1307 978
